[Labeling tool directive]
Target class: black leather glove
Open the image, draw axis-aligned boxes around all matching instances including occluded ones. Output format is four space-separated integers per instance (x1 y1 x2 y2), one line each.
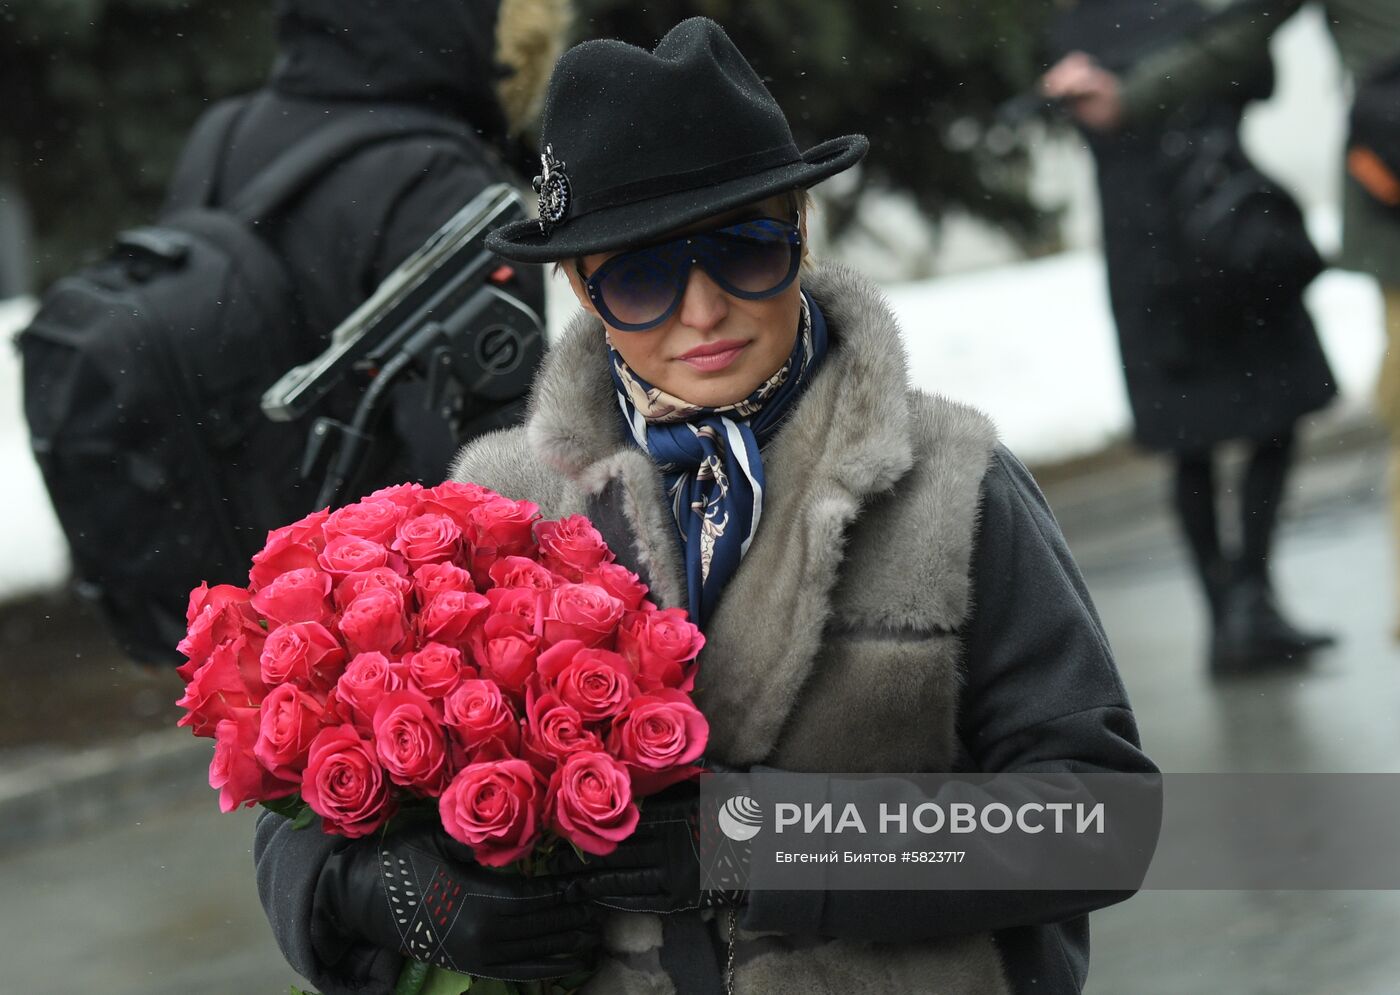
313 823 602 981
574 781 747 914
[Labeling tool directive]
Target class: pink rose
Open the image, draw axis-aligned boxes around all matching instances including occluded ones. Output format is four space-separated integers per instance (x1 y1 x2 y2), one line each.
417 480 495 530
185 581 249 628
439 755 545 866
302 724 394 838
488 555 561 592
372 690 450 796
619 608 705 692
479 633 539 696
253 683 326 782
541 584 624 648
323 498 405 545
522 688 602 770
608 689 710 795
177 634 268 738
338 586 409 655
443 678 520 754
405 641 473 698
537 640 634 722
333 651 405 728
178 584 263 680
259 621 346 690
248 509 329 591
546 751 639 856
484 587 540 633
392 513 464 568
536 515 613 581
465 497 540 580
251 567 333 627
416 589 490 647
209 708 297 813
364 482 427 511
333 567 413 612
583 563 651 612
412 562 476 606
318 535 394 577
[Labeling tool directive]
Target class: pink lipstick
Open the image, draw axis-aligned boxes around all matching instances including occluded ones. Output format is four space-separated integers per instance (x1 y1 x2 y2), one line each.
677 339 748 372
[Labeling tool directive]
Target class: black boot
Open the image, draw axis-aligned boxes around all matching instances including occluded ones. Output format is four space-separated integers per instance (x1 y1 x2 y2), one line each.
1209 569 1337 675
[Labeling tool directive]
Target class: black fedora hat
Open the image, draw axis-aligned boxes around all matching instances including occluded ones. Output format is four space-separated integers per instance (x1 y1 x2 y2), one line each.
485 17 868 262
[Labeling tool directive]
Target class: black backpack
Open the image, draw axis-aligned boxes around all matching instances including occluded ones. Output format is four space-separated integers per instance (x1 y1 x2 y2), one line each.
17 104 474 665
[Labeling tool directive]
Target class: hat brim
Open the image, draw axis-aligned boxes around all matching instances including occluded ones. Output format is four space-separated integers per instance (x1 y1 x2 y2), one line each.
486 135 869 263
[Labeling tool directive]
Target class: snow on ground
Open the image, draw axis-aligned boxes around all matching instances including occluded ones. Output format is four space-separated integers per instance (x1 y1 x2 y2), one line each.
0 296 69 601
888 252 1385 463
3 248 1386 602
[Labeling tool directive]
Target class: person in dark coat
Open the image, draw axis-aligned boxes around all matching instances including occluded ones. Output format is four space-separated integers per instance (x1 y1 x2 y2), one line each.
163 0 569 487
1043 0 1338 673
254 18 1159 994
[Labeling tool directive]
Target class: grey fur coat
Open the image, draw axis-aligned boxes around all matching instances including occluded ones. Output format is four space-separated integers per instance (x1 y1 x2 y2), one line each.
254 262 1155 995
446 262 1150 994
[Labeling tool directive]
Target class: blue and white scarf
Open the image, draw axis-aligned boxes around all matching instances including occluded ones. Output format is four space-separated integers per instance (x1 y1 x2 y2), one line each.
608 290 829 626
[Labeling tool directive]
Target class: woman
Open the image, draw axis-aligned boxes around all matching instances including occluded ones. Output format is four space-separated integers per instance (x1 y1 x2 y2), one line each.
256 18 1157 994
1041 0 1338 673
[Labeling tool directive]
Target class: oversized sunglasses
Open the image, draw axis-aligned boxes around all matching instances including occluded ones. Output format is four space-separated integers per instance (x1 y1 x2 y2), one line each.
576 217 802 332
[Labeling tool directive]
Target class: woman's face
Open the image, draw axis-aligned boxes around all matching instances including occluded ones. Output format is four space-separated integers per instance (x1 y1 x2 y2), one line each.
567 195 805 408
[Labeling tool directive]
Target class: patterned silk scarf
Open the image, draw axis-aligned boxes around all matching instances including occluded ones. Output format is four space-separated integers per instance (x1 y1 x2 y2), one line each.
608 290 829 626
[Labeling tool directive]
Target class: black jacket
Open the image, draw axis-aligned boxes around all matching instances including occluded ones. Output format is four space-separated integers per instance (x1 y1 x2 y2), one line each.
165 0 544 485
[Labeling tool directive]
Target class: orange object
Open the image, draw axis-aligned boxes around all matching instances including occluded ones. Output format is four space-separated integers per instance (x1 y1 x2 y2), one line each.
1348 146 1400 207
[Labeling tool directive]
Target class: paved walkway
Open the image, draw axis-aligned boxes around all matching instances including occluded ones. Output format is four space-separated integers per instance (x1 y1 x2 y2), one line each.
1076 442 1400 994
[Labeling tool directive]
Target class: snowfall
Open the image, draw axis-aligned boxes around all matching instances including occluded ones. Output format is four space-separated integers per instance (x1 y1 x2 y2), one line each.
0 8 1386 602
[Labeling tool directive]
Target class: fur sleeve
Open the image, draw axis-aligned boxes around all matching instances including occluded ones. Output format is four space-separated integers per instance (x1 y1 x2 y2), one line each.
448 425 573 516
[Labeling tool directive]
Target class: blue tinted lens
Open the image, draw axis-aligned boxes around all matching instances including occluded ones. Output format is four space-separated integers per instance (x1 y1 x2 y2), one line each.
586 218 800 332
695 219 800 298
588 238 689 330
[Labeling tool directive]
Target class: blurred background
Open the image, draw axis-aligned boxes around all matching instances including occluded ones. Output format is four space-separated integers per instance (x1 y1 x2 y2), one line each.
2 1 1396 992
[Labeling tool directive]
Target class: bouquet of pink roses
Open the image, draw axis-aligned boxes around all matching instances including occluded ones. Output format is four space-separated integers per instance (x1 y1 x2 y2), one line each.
174 480 709 995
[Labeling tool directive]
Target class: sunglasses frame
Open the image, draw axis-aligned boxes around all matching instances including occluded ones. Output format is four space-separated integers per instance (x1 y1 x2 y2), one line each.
576 216 803 332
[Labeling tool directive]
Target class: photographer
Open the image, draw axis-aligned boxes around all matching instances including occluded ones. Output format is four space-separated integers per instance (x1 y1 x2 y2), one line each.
165 0 567 486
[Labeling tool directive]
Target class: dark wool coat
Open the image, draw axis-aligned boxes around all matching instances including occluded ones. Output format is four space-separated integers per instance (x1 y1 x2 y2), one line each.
1050 0 1337 453
163 0 545 484
1116 0 1400 290
254 263 1157 995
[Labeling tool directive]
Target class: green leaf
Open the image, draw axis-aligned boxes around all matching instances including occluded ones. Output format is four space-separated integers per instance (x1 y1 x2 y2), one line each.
290 805 319 831
261 794 305 820
392 959 433 995
420 965 478 995
464 980 510 995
